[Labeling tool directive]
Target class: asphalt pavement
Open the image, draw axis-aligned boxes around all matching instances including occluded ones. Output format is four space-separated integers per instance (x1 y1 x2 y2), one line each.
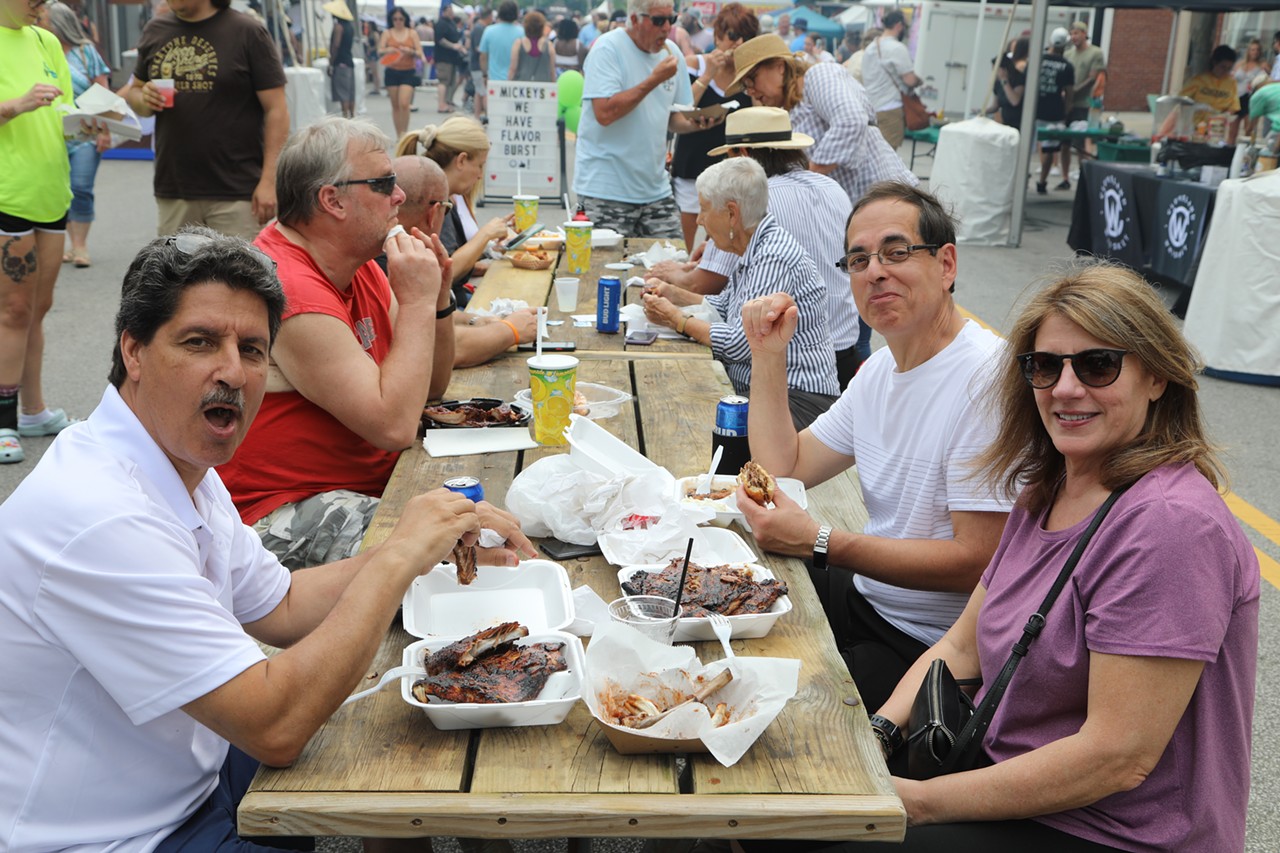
4 87 1276 853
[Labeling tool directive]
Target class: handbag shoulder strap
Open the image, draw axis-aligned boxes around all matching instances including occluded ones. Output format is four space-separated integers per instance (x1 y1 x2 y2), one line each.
942 484 1131 770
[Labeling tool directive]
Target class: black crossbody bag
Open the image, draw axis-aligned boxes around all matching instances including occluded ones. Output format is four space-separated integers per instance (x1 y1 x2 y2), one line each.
906 485 1130 780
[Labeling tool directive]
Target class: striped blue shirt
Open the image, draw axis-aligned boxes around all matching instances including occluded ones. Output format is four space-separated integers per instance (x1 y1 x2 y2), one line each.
701 169 859 350
791 61 919 204
704 214 839 398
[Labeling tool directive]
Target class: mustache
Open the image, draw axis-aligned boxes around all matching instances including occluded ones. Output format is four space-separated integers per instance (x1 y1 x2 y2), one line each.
201 386 245 412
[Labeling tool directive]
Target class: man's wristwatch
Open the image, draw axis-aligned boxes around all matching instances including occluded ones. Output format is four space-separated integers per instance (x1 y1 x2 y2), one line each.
436 291 457 320
868 714 905 759
812 524 833 570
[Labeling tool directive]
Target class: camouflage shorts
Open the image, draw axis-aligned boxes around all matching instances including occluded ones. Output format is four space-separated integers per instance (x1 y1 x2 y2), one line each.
253 490 381 571
579 194 682 239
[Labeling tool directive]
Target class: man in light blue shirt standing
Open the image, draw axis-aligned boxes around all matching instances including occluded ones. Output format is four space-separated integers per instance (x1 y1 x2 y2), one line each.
478 0 522 84
574 0 717 237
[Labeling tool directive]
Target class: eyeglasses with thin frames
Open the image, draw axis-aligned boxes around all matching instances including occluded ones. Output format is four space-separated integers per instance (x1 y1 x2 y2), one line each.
835 242 939 273
1016 348 1130 390
333 174 398 195
168 233 277 275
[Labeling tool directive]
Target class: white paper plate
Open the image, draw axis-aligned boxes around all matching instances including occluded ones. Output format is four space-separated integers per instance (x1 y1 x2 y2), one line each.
401 560 575 638
401 631 584 729
597 525 756 567
615 562 792 641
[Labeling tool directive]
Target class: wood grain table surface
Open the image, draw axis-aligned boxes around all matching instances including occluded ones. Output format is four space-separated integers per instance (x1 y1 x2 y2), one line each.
238 338 903 844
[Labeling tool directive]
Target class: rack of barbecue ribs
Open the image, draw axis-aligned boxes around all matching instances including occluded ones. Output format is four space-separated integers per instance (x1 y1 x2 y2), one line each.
451 543 478 585
414 622 569 704
422 402 527 427
621 560 788 616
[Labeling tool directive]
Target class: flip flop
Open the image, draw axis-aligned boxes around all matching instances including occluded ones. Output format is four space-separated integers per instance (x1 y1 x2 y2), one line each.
62 251 73 263
72 251 90 268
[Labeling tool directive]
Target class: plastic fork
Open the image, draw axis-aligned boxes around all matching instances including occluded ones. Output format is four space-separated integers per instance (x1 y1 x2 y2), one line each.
707 612 735 660
341 664 426 706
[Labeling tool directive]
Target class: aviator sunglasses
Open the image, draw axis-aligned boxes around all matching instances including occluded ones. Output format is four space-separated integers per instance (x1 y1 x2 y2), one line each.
333 174 398 195
1016 348 1130 390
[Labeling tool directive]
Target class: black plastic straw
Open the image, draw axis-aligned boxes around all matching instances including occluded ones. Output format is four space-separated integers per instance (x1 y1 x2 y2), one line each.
671 537 695 618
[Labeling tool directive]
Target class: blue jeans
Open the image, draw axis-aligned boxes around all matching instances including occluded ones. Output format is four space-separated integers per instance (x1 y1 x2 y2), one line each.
67 140 102 223
154 746 313 852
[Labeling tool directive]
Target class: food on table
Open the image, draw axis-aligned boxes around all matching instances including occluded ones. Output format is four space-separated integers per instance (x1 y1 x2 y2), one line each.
573 390 589 416
685 485 735 501
621 560 788 617
599 673 736 729
620 513 660 530
414 622 568 704
425 621 528 674
422 402 526 427
507 248 553 268
452 542 478 585
738 460 776 506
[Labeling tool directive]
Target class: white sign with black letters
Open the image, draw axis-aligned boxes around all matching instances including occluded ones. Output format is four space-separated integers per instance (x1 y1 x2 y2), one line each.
483 81 560 203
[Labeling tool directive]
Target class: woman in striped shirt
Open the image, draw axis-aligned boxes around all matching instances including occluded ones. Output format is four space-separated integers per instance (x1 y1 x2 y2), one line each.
641 157 838 428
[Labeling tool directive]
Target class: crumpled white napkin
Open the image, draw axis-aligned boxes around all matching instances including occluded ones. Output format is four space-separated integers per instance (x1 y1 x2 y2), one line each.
627 241 689 269
619 302 720 338
565 585 611 636
471 298 530 319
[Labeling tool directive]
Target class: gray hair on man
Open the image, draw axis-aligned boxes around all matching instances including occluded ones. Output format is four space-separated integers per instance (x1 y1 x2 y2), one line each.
276 116 391 227
696 157 769 230
627 0 671 18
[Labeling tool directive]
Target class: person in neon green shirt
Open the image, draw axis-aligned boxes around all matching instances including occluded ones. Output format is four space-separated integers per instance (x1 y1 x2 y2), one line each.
0 0 79 464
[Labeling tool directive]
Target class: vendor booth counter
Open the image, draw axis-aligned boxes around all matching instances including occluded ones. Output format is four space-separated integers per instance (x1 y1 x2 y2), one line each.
1067 160 1217 314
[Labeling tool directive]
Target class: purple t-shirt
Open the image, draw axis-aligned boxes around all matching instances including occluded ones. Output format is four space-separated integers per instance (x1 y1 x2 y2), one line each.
978 462 1258 852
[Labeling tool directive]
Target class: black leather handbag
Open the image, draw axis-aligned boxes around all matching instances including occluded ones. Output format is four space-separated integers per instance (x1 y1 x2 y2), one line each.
906 486 1130 780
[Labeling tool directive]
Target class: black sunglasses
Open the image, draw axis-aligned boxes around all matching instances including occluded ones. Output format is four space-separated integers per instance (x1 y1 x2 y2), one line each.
647 13 678 25
334 174 398 195
168 233 277 275
1016 348 1130 390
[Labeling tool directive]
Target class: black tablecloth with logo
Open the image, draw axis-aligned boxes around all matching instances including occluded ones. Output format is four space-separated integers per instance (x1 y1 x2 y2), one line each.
1067 161 1216 297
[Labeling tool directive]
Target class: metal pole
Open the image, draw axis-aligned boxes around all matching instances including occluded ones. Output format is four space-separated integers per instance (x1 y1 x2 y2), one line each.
1162 9 1179 93
1008 0 1050 247
965 0 989 117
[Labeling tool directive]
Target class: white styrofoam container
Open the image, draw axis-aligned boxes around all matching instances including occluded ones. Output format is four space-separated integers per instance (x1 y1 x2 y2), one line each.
598 524 756 567
401 560 574 638
401 631 585 729
615 562 792 641
563 413 673 487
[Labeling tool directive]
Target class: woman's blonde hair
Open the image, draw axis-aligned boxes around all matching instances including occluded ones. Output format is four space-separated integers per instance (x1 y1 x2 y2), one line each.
395 115 490 208
777 54 810 111
974 262 1225 513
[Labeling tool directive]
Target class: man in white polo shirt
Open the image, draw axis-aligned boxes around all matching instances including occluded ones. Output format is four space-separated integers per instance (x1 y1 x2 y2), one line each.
860 9 921 150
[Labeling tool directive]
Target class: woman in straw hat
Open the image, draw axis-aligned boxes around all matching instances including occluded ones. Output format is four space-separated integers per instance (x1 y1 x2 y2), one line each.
654 106 862 388
728 33 917 206
642 157 839 428
324 0 356 118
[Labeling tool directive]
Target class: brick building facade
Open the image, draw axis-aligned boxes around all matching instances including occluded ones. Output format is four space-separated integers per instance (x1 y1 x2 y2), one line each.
1105 10 1176 112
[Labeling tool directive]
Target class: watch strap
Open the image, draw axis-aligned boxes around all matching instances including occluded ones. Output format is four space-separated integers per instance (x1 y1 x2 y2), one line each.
812 524 833 571
868 713 905 757
436 291 458 320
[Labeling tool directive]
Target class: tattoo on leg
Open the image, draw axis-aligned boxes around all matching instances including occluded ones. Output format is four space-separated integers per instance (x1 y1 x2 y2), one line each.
1 238 37 284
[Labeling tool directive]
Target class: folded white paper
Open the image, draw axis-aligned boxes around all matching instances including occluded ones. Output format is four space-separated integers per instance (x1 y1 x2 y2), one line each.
422 427 537 457
59 83 142 142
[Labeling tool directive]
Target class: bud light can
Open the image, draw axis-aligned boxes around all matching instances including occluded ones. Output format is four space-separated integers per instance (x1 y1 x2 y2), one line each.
712 395 750 475
597 274 621 334
443 476 484 503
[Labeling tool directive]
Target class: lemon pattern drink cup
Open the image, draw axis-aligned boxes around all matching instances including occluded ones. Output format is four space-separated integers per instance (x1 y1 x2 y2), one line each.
527 354 579 445
513 195 539 232
563 220 592 275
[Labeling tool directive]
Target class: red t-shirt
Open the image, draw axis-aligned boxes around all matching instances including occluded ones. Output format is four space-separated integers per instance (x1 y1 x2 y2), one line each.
218 225 398 524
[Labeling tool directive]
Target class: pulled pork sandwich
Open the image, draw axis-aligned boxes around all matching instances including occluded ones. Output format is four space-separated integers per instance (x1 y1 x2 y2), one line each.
738 460 776 506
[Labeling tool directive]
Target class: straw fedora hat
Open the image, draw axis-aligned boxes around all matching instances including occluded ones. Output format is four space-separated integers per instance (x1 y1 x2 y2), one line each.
727 34 794 96
323 0 353 21
708 107 814 157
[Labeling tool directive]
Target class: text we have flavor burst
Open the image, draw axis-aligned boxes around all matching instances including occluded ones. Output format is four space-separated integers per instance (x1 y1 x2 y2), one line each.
485 82 560 202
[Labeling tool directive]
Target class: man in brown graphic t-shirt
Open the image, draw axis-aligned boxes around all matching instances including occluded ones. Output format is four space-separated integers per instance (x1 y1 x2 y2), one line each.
126 0 289 240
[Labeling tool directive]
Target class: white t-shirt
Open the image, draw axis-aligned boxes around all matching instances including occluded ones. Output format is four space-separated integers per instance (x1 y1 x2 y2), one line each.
808 320 1013 645
0 386 291 853
574 28 692 204
861 34 913 112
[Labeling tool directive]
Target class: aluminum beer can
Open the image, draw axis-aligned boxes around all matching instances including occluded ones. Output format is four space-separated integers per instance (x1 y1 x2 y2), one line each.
443 476 485 503
714 395 750 437
597 275 621 333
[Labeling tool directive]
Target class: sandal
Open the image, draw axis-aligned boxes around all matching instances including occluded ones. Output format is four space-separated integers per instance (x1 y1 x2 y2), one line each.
0 429 24 464
72 250 90 268
62 251 73 263
18 408 76 437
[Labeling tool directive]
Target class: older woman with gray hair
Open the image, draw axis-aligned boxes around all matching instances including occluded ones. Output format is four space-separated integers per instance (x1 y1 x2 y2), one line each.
642 157 838 427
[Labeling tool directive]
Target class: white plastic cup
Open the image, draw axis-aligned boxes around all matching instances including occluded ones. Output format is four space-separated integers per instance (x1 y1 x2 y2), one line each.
153 78 175 108
553 277 579 312
607 595 681 645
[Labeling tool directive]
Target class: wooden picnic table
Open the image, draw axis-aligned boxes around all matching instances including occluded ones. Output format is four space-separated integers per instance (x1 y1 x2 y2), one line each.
238 289 903 846
471 239 708 358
